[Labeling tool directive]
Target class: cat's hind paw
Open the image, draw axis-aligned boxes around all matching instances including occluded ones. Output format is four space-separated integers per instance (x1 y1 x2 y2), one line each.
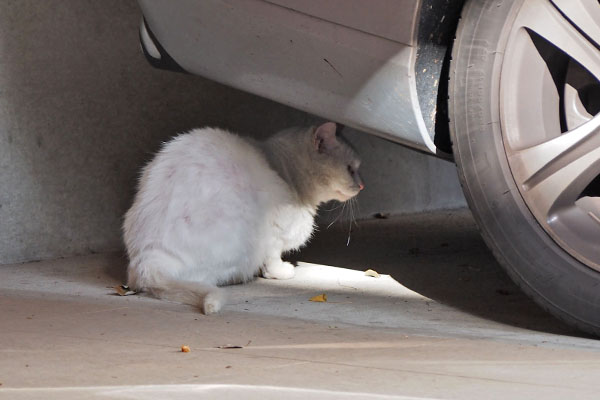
262 260 295 280
201 290 224 314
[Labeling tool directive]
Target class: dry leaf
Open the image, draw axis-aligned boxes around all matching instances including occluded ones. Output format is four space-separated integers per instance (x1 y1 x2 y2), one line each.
364 269 380 278
114 285 137 296
309 294 327 302
181 345 191 353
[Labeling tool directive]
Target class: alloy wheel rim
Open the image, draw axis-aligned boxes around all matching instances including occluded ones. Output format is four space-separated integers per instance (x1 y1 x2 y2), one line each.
500 0 600 272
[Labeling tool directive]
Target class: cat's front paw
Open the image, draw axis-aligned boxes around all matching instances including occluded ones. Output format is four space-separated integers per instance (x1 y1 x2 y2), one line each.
262 260 295 280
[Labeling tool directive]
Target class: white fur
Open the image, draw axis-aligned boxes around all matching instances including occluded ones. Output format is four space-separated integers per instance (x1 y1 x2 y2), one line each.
123 124 361 314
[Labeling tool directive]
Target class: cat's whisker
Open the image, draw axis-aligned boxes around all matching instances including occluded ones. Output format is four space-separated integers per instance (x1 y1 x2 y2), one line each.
346 218 352 246
346 198 357 246
326 200 346 229
322 202 344 212
352 197 360 227
346 197 362 246
346 198 352 221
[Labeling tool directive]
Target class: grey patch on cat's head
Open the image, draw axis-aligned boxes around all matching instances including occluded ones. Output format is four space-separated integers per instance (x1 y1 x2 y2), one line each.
306 122 364 204
265 122 364 206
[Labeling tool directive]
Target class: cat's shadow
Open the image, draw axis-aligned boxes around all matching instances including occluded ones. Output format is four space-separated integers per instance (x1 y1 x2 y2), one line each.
290 210 588 338
102 211 586 338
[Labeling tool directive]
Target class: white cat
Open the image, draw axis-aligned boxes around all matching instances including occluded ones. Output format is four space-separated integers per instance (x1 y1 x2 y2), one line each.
123 122 363 314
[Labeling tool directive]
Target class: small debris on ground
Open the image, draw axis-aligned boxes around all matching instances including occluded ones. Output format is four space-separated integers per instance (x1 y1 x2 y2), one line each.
181 345 191 353
216 344 244 349
364 269 380 278
373 212 389 219
114 285 137 296
309 294 327 302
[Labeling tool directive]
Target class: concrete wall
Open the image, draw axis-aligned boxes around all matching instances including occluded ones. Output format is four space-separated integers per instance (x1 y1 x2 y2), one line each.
0 0 466 264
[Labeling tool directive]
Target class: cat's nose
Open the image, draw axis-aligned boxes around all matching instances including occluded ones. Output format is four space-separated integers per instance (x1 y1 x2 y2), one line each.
359 183 365 191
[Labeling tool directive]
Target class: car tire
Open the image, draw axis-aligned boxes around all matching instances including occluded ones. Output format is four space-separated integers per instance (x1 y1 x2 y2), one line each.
449 0 600 335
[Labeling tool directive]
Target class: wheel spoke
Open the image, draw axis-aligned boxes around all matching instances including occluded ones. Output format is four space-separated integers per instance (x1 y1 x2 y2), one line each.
551 0 600 48
515 0 600 80
527 148 600 219
508 115 600 218
549 195 600 269
564 84 593 130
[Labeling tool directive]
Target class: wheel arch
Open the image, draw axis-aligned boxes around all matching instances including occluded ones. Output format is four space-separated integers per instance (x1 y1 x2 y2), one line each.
414 0 466 157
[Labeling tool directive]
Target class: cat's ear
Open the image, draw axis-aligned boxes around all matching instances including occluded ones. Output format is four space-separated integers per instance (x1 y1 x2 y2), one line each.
313 122 338 153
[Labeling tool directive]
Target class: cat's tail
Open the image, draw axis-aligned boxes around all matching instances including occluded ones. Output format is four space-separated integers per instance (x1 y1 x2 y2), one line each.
140 279 225 315
126 251 225 314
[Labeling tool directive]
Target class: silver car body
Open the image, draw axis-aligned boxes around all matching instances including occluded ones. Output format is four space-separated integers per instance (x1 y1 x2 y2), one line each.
138 0 454 154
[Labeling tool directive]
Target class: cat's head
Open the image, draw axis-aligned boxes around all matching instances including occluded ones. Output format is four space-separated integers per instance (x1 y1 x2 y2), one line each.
308 122 364 203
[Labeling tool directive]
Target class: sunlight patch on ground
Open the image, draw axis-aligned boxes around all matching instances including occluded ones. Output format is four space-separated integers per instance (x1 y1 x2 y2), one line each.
0 384 441 400
259 261 426 300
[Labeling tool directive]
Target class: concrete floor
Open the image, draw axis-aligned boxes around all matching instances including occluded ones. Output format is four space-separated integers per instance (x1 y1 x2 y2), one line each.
1 210 600 399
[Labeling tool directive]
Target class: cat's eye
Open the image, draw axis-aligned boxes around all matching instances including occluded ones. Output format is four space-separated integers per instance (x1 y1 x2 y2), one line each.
347 165 354 175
